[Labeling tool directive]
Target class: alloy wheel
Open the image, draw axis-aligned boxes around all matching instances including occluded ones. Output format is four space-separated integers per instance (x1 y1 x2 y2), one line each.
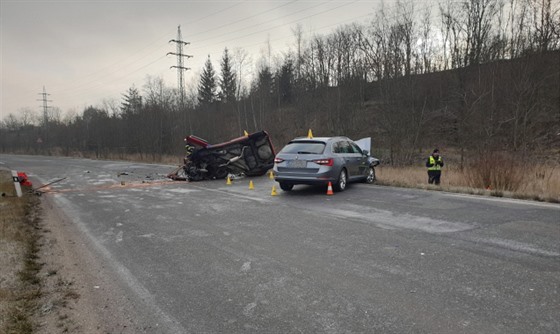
366 167 375 184
338 169 347 191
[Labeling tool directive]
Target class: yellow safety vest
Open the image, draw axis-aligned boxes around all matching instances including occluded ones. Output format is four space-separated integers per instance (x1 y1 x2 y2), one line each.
428 156 442 171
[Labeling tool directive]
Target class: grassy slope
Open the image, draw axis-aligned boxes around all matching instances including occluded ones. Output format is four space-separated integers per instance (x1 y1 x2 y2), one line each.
0 170 41 334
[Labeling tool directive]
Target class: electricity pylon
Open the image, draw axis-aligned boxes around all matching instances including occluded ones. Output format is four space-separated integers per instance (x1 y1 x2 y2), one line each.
37 86 52 143
167 25 193 133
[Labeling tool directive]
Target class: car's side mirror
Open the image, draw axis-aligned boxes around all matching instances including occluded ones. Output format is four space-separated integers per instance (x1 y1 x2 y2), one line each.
362 150 369 156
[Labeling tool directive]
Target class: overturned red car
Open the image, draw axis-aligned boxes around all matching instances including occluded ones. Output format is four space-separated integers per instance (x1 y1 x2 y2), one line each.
168 131 275 181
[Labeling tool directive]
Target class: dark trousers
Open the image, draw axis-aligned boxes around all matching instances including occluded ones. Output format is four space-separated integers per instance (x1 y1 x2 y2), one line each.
428 170 441 185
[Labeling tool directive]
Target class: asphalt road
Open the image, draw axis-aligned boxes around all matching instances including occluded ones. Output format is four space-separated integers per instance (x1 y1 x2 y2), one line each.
1 154 559 333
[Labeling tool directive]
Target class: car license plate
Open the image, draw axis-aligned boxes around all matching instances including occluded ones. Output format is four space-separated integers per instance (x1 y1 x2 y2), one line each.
287 160 307 168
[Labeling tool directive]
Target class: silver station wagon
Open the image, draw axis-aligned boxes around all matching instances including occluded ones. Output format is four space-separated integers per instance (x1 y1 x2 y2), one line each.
273 136 380 192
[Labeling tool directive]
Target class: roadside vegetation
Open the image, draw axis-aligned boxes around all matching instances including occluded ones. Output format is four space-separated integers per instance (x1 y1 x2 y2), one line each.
377 153 560 203
0 170 42 334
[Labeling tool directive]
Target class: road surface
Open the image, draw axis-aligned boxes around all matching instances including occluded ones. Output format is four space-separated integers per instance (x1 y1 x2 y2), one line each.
1 154 559 333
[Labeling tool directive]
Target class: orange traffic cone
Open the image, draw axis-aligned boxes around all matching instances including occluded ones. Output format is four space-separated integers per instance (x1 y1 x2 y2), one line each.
226 176 232 185
271 185 278 196
249 180 255 190
326 182 334 195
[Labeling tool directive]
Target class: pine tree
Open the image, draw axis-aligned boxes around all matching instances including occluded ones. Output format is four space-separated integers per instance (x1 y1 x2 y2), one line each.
198 55 217 105
256 65 273 99
219 48 237 103
276 57 294 105
121 86 142 116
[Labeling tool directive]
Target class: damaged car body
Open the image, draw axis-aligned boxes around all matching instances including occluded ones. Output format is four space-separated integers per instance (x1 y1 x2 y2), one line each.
168 131 275 181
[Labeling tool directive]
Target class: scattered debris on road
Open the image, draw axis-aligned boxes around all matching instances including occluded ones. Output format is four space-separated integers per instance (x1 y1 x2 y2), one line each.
32 177 67 196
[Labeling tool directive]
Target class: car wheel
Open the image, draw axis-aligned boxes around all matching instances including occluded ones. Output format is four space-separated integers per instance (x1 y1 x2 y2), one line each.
214 167 229 179
364 166 376 184
279 182 294 191
334 169 347 192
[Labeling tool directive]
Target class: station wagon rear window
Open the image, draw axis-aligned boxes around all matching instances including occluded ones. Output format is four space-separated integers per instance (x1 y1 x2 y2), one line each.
280 141 326 154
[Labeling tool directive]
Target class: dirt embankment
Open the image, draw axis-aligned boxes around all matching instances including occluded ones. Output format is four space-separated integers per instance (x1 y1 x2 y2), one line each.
1 170 143 333
35 198 126 333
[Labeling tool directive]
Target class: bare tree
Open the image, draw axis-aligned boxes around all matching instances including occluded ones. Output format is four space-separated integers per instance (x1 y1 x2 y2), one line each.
396 0 415 76
508 0 530 58
233 47 251 132
418 7 434 73
462 0 500 65
529 0 560 52
292 23 305 83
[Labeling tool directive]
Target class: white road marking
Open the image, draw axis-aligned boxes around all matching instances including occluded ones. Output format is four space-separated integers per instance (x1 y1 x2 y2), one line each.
325 207 474 233
439 191 560 209
166 188 199 194
466 236 560 257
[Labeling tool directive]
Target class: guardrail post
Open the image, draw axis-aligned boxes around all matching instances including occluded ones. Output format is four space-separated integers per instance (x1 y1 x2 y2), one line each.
11 170 23 197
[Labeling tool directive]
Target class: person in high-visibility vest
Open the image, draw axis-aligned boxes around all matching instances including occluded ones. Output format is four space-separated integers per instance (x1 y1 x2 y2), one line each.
426 148 444 185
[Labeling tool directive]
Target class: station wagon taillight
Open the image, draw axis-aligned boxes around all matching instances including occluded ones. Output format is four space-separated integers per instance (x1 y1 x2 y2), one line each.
313 158 333 166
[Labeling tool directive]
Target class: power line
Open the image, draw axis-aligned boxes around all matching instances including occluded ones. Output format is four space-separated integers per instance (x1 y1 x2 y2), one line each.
46 3 391 105
188 0 362 53
35 2 369 100
189 0 443 58
24 1 445 112
49 38 172 96
41 4 245 101
57 1 443 106
186 0 300 41
188 0 334 46
54 54 168 103
46 3 245 96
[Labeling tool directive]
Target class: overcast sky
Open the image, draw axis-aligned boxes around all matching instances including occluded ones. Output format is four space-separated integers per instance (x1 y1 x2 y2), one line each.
1 0 418 118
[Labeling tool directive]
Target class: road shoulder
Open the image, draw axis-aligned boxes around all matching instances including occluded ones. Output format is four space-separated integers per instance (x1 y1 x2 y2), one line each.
35 195 144 333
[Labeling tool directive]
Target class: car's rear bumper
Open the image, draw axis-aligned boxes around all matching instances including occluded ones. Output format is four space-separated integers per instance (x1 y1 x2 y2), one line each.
274 171 337 185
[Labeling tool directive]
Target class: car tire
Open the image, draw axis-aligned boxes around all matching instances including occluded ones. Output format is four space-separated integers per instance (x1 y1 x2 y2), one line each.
214 167 229 179
364 166 376 184
334 169 347 192
279 182 294 191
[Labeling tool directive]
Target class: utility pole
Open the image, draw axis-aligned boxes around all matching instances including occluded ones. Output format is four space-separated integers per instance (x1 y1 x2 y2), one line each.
167 25 193 133
37 86 52 143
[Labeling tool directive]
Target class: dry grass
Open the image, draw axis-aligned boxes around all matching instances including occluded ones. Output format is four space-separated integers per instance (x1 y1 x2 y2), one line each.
0 170 42 334
376 164 560 203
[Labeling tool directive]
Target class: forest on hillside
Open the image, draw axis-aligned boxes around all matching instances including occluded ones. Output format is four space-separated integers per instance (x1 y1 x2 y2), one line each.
2 0 559 166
